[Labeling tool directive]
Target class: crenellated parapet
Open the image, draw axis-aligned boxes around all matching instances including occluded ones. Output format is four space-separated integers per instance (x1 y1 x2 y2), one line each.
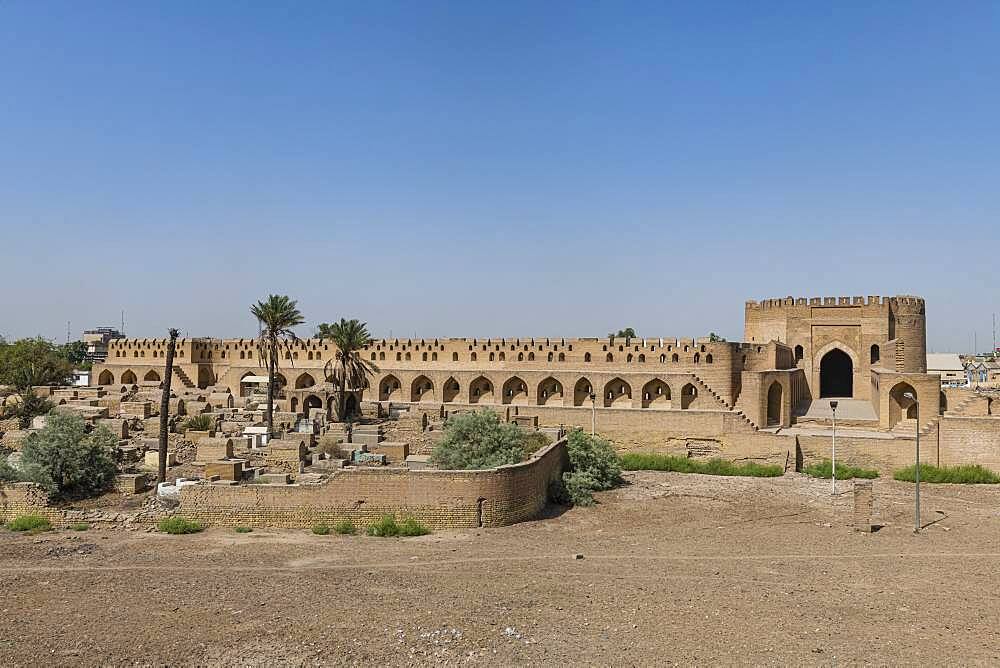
745 295 891 310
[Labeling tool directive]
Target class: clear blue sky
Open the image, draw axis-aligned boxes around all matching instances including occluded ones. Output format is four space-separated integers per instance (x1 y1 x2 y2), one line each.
1 2 997 352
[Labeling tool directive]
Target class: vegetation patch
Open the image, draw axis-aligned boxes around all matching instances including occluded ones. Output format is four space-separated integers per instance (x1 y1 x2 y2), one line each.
158 516 204 534
550 429 624 507
7 514 52 532
366 515 430 537
429 410 527 469
893 463 1000 484
311 523 331 535
234 526 253 533
180 414 215 433
803 459 879 480
333 519 357 535
69 522 90 531
619 453 784 478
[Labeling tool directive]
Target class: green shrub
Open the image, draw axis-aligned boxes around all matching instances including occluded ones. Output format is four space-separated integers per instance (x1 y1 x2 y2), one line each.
803 459 878 480
69 522 89 531
312 523 331 535
429 411 526 470
365 515 431 537
397 517 430 537
158 516 204 534
7 514 52 532
17 413 117 499
893 463 1000 484
366 515 400 537
552 429 624 506
619 452 784 477
523 431 552 454
180 414 215 433
333 519 357 535
8 391 54 429
234 526 253 533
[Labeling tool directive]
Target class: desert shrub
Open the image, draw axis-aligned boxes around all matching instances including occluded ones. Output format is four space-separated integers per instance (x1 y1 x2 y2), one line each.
398 517 430 537
69 522 89 531
0 453 19 484
554 429 624 506
893 463 1000 484
234 526 253 533
311 523 331 535
7 514 51 532
180 414 215 433
333 519 357 535
523 431 552 454
158 516 203 534
803 459 879 480
366 515 400 537
619 453 784 477
18 413 117 499
429 411 526 470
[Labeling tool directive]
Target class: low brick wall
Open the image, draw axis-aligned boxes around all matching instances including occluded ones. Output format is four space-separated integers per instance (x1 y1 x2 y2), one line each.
177 438 570 530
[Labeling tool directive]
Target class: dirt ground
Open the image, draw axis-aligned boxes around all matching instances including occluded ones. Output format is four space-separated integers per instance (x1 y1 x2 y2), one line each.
1 472 999 667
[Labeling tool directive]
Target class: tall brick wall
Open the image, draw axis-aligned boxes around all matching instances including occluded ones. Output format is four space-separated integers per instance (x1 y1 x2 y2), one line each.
938 416 1000 471
176 438 569 530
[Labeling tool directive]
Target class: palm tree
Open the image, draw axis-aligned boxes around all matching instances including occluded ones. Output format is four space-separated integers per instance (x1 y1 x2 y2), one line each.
251 295 304 436
157 328 178 484
320 318 378 422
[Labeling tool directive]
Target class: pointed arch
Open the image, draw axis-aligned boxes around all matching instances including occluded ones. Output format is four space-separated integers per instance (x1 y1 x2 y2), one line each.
294 372 316 389
143 369 161 382
603 377 632 408
442 376 460 403
536 376 563 406
469 375 494 403
641 379 671 409
120 370 137 385
411 375 435 402
766 381 783 426
502 376 528 405
303 394 323 415
98 370 114 385
679 383 699 409
888 382 918 428
573 378 593 406
379 374 401 401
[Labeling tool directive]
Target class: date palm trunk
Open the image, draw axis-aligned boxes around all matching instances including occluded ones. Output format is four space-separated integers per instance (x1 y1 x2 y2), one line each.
157 328 178 484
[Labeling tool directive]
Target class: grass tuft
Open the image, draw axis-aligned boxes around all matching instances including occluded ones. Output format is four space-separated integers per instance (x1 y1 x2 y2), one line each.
333 520 357 535
893 463 1000 484
7 514 52 532
158 516 204 534
367 515 431 537
234 526 253 533
803 459 879 480
311 524 331 535
69 522 90 531
619 453 784 477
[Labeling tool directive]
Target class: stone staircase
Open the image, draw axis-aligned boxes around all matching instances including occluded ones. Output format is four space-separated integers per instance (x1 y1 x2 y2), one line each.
691 373 760 432
903 391 981 439
171 367 196 389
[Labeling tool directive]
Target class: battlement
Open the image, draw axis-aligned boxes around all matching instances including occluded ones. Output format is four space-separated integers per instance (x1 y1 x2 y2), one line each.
744 295 909 310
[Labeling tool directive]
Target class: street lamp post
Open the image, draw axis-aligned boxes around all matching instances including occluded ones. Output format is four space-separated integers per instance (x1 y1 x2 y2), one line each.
903 391 920 532
589 392 597 436
830 400 838 496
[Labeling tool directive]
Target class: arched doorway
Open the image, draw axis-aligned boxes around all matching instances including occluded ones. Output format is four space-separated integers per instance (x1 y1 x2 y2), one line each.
573 378 593 406
98 370 114 385
303 394 323 415
294 373 315 389
819 349 853 398
536 377 563 406
888 382 918 428
144 370 161 382
343 394 359 418
641 379 670 409
379 375 401 401
680 383 698 409
411 376 434 402
442 377 460 403
603 378 631 408
120 370 137 385
502 376 528 405
197 366 213 389
469 376 494 403
766 381 782 426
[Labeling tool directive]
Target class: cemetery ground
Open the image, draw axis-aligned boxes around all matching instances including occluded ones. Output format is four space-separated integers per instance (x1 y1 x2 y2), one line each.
1 472 999 666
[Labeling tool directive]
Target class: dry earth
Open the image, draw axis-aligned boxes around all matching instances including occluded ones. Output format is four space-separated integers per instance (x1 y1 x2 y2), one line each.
1 472 999 666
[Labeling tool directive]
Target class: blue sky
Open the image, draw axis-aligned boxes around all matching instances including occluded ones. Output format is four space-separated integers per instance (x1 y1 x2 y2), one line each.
1 2 997 351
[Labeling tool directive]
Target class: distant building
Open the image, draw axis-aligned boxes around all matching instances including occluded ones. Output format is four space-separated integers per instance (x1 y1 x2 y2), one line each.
82 327 124 363
926 353 966 386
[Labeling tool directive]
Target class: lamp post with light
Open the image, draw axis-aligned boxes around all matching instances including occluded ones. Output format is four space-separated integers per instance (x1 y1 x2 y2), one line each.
830 400 838 495
903 391 920 532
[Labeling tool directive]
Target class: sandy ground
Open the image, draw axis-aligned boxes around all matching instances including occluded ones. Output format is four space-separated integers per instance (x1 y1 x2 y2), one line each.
1 472 999 667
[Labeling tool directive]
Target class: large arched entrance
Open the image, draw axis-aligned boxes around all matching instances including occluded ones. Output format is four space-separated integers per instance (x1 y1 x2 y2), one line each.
819 349 853 398
766 381 783 426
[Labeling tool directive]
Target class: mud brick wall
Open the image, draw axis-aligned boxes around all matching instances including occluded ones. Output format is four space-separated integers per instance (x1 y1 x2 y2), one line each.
0 483 63 526
938 416 1000 472
178 438 569 530
797 434 916 473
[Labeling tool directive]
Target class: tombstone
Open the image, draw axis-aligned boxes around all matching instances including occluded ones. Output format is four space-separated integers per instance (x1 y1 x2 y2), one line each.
853 480 875 533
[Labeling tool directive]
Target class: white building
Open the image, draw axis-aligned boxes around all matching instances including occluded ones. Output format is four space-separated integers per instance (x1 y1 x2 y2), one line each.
926 353 966 386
